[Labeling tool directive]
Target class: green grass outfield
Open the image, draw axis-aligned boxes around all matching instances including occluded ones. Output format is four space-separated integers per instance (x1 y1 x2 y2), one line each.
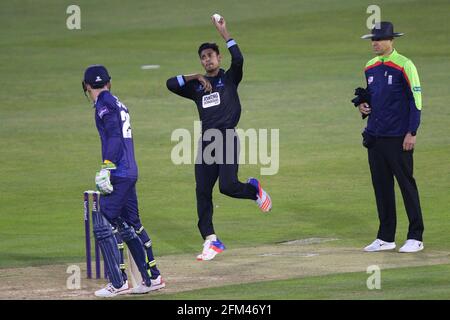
138 264 450 300
1 0 449 299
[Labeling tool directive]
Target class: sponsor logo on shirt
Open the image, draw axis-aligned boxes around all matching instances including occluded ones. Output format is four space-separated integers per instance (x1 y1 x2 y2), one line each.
216 78 224 88
202 92 221 109
368 76 374 84
97 106 109 118
413 86 421 92
388 75 393 85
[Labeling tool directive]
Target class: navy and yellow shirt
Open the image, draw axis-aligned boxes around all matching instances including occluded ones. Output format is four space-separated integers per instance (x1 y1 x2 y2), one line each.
364 49 422 137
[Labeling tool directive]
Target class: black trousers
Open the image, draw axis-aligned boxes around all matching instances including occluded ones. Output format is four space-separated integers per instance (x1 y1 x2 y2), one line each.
367 136 424 242
195 130 257 239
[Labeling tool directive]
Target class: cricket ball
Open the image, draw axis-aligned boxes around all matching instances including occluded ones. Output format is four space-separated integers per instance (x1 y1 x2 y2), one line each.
213 13 222 23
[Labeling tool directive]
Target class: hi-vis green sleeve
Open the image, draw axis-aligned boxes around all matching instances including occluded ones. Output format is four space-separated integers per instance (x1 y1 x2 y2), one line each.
403 60 422 110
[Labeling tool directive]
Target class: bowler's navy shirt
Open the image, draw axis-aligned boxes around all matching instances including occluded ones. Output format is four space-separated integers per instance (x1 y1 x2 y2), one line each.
166 39 244 131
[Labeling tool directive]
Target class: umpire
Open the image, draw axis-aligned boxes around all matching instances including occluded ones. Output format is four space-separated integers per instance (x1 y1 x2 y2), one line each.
355 22 425 253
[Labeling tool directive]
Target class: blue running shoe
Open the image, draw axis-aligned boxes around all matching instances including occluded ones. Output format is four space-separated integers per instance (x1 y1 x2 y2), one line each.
247 177 272 212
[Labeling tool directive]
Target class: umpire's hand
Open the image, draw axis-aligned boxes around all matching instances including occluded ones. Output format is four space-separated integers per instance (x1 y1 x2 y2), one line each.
358 102 371 116
403 132 416 151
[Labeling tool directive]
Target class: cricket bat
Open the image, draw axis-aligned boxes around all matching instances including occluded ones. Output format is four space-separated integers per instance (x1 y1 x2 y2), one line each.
126 247 143 288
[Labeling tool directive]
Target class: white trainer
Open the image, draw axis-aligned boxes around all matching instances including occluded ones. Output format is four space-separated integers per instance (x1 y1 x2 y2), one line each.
196 239 215 261
131 276 166 294
196 238 226 261
364 239 396 252
94 280 131 298
399 239 424 253
149 275 166 290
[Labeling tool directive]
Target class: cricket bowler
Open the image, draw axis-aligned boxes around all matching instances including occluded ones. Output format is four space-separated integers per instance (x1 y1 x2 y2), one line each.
166 15 272 261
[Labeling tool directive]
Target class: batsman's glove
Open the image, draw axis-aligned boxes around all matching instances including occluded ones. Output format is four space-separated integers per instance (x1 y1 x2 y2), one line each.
95 161 116 195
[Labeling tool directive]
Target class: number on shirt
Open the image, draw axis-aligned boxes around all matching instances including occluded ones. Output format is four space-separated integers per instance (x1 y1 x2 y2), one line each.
120 110 132 138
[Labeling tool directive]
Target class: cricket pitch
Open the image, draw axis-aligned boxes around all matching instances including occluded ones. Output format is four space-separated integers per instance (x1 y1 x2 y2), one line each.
1 239 449 299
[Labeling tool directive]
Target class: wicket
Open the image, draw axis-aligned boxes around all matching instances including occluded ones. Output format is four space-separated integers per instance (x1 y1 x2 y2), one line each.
83 190 108 279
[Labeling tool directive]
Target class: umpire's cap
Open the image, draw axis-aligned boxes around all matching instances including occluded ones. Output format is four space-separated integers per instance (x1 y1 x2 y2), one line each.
361 21 404 40
83 65 111 89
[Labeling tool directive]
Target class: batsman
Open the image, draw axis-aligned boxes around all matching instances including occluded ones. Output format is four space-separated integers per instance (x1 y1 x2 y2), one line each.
166 15 272 261
82 65 165 297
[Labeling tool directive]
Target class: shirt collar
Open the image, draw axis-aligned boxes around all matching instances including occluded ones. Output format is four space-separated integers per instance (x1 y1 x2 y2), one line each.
94 90 109 106
378 49 398 63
